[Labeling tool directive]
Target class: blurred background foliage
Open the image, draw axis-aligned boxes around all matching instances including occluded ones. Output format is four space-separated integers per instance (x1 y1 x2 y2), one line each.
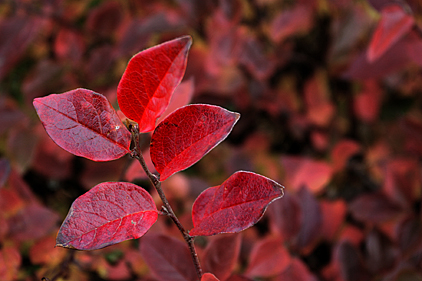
1 0 422 280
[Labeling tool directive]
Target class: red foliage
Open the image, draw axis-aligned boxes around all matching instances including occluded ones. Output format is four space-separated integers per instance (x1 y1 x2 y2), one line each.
151 104 240 181
56 182 158 250
117 36 192 132
33 89 131 161
190 171 284 236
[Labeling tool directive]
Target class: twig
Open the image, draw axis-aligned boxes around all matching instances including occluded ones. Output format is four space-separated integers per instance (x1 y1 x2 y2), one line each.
130 124 203 280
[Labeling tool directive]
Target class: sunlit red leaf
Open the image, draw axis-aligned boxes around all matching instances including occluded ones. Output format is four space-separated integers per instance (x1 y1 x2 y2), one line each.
367 4 414 62
202 273 220 281
56 182 158 250
117 36 192 132
150 104 240 181
140 234 197 281
246 236 291 277
33 88 131 161
190 171 284 236
156 77 195 125
202 234 241 281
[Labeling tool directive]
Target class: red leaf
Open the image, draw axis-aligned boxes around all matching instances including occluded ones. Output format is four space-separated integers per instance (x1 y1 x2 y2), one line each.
117 36 192 132
331 140 361 172
367 4 414 62
281 156 332 194
0 245 21 280
150 104 240 181
274 258 317 281
246 236 291 277
202 234 242 281
190 171 284 237
140 234 197 281
8 203 60 242
268 191 302 240
202 273 220 281
0 158 11 188
33 88 131 161
349 193 402 223
156 77 195 125
56 182 158 250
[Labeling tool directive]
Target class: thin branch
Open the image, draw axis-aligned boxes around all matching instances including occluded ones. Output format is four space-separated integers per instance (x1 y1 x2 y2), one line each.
130 125 203 280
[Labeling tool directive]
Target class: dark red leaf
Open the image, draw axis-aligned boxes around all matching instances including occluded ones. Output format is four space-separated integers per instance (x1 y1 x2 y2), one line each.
367 4 414 62
274 258 317 281
8 203 60 242
56 182 158 250
202 234 241 281
33 88 131 161
202 273 220 281
0 158 11 188
353 80 383 123
151 104 240 181
349 192 402 223
293 186 322 254
268 191 302 240
246 236 290 278
190 171 284 237
331 140 361 172
320 200 347 241
140 234 197 281
117 36 192 132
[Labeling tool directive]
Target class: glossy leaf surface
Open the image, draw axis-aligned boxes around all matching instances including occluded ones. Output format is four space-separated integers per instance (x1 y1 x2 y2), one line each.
140 234 197 281
151 104 240 181
56 182 158 250
367 4 414 62
190 171 284 236
117 36 192 132
202 273 220 281
33 88 131 161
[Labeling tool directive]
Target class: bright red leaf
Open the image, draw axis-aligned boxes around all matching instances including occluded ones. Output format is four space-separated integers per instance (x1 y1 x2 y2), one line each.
150 104 240 181
33 88 131 161
367 4 414 62
202 273 220 281
202 234 241 281
117 36 192 132
156 77 195 125
190 171 284 236
56 182 158 250
246 236 291 278
140 234 197 281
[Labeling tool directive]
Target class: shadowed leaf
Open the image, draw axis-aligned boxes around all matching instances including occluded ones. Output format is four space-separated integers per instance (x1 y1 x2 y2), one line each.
140 234 197 281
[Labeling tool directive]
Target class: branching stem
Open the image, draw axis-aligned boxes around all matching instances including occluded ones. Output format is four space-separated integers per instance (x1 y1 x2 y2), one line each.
130 125 203 280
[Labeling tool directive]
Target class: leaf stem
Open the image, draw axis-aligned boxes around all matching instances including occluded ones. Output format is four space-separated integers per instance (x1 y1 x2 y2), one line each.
130 125 203 280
